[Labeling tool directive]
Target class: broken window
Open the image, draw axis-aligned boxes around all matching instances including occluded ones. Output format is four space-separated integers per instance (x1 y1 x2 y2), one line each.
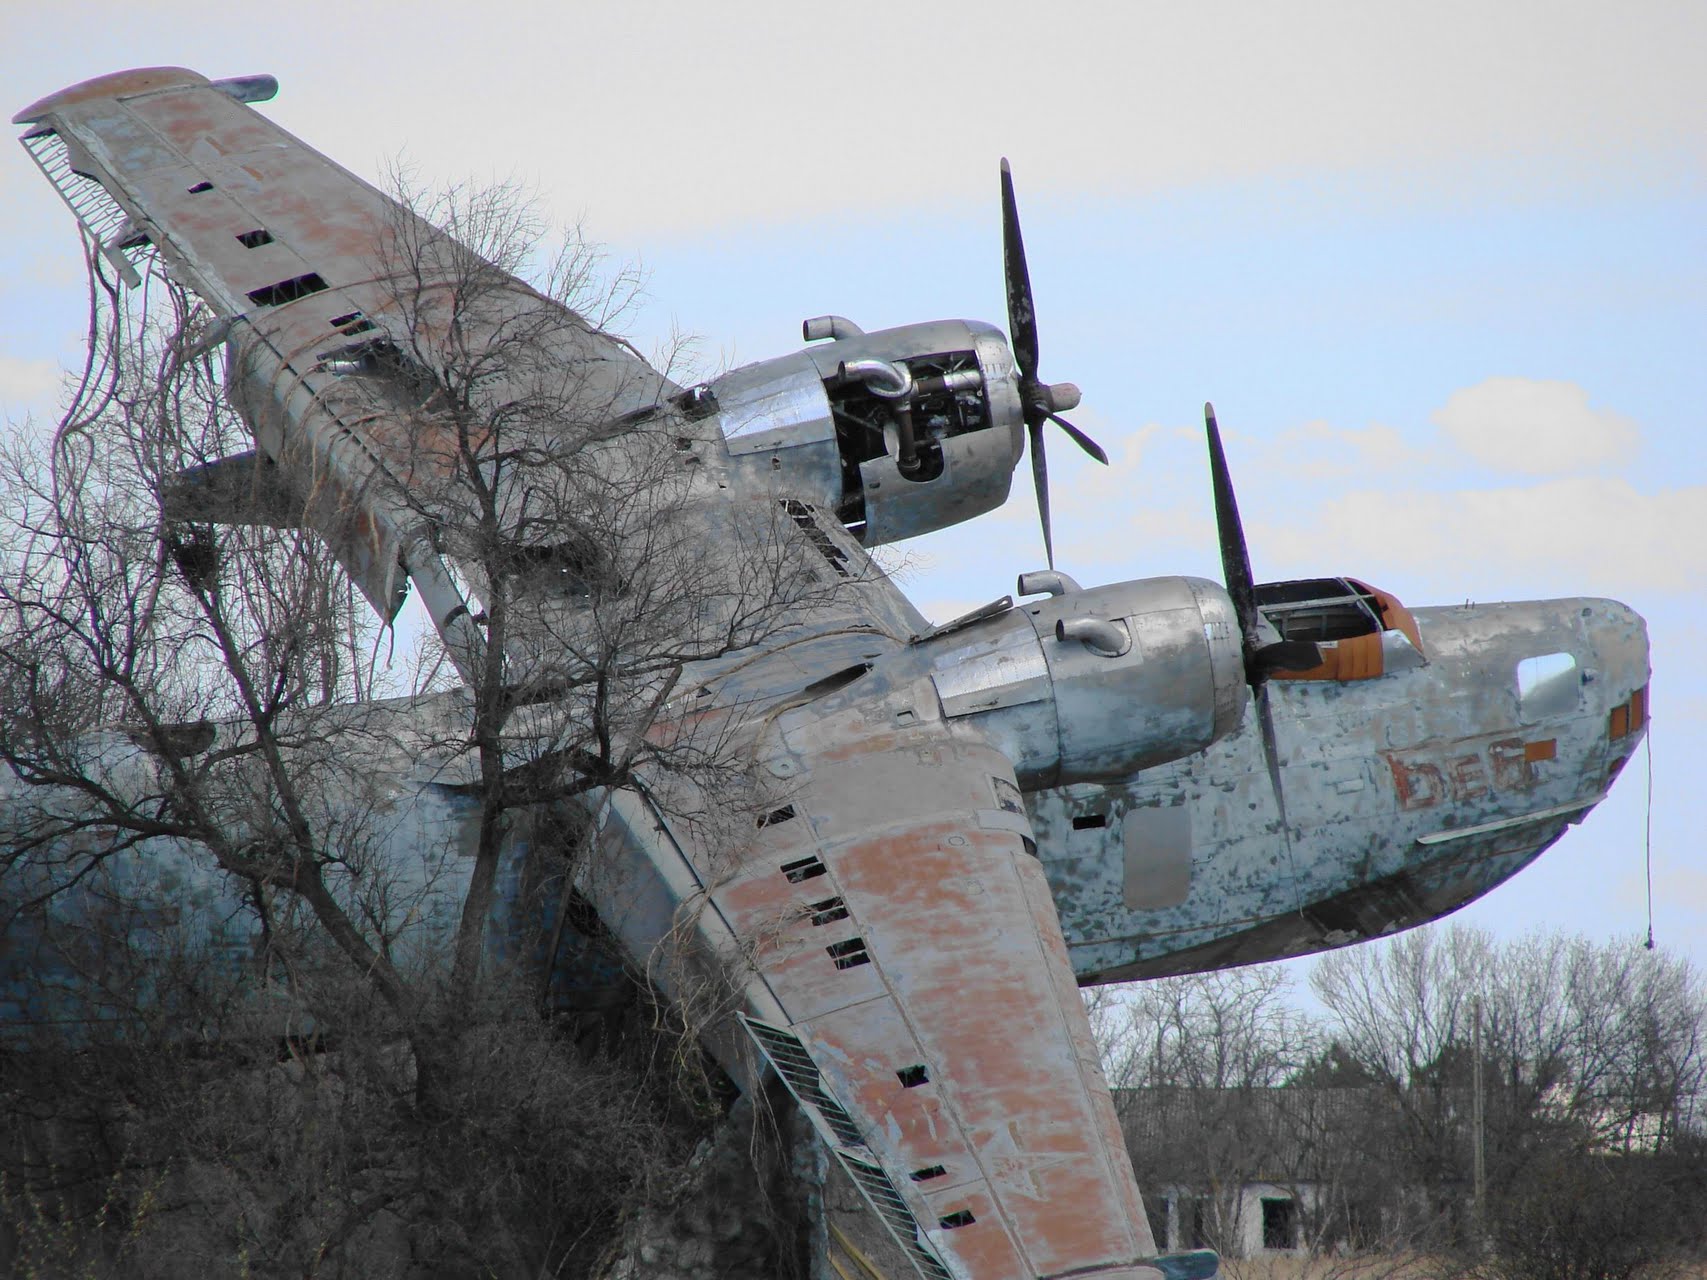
1177 1195 1209 1249
1257 577 1426 682
246 271 327 307
328 310 377 336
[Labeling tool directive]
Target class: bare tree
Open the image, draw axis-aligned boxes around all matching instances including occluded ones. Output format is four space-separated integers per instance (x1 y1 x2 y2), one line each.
1096 969 1321 1260
0 177 842 1277
1090 929 1707 1276
1310 925 1707 1278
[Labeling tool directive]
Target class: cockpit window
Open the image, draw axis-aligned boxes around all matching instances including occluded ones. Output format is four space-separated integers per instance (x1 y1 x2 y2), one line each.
1254 577 1425 683
1517 652 1579 721
1256 578 1382 644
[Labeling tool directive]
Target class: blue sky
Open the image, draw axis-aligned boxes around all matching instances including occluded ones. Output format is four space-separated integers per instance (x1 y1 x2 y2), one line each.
3 2 1702 980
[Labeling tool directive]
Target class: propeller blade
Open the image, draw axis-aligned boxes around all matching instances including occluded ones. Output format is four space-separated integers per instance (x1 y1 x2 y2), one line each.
1256 685 1293 832
1029 419 1054 569
1204 402 1261 657
1000 158 1040 383
1203 403 1325 686
1049 413 1109 465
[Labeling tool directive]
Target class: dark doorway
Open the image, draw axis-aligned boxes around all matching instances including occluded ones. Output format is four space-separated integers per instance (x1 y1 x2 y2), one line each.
1261 1197 1296 1250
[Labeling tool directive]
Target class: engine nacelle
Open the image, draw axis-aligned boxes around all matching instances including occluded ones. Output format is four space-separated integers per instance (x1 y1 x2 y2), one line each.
918 575 1247 788
702 319 1024 544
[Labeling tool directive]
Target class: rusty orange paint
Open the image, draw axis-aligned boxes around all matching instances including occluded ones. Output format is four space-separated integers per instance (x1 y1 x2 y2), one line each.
1523 739 1557 763
1352 580 1425 654
1274 631 1382 683
1275 582 1423 684
714 722 1157 1277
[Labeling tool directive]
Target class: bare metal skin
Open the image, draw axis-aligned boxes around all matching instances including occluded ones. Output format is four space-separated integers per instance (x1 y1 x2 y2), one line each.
8 68 1648 1280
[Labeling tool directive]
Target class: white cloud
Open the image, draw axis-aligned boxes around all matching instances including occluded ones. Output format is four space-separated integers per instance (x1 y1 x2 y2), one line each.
1430 377 1639 474
1259 475 1707 596
4 1 1701 242
1251 419 1439 483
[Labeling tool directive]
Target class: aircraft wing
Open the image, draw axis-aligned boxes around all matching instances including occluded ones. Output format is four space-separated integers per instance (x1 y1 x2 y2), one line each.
554 509 1164 1280
16 68 679 642
727 711 1157 1278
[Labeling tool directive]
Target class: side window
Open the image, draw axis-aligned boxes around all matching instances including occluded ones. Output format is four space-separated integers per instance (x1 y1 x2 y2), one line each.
1517 652 1579 721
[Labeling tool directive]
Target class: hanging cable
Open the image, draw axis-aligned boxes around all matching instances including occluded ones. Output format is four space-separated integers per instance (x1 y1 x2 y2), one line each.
1644 726 1655 950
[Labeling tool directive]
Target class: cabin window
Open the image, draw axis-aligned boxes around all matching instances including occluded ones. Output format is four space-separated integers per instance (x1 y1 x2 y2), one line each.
807 897 849 926
1517 652 1579 721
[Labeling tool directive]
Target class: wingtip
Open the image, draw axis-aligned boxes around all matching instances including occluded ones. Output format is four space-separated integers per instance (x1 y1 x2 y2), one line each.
14 66 210 125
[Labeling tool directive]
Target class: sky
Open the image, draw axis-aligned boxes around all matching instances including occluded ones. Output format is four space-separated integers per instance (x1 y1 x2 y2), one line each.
2 1 1703 988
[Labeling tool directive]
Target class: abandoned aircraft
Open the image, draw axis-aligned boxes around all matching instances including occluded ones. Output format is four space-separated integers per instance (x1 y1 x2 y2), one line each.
5 68 1650 1280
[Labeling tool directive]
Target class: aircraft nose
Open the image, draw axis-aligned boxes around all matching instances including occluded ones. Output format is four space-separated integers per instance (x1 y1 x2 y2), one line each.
1579 600 1650 763
1582 598 1649 706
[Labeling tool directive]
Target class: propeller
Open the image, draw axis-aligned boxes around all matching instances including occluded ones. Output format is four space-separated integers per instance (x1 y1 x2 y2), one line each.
1203 402 1321 685
1204 401 1316 897
1000 158 1108 568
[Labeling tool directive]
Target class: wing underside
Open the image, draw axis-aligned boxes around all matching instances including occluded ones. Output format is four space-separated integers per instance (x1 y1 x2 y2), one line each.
17 68 679 666
584 585 1165 1280
720 729 1157 1278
